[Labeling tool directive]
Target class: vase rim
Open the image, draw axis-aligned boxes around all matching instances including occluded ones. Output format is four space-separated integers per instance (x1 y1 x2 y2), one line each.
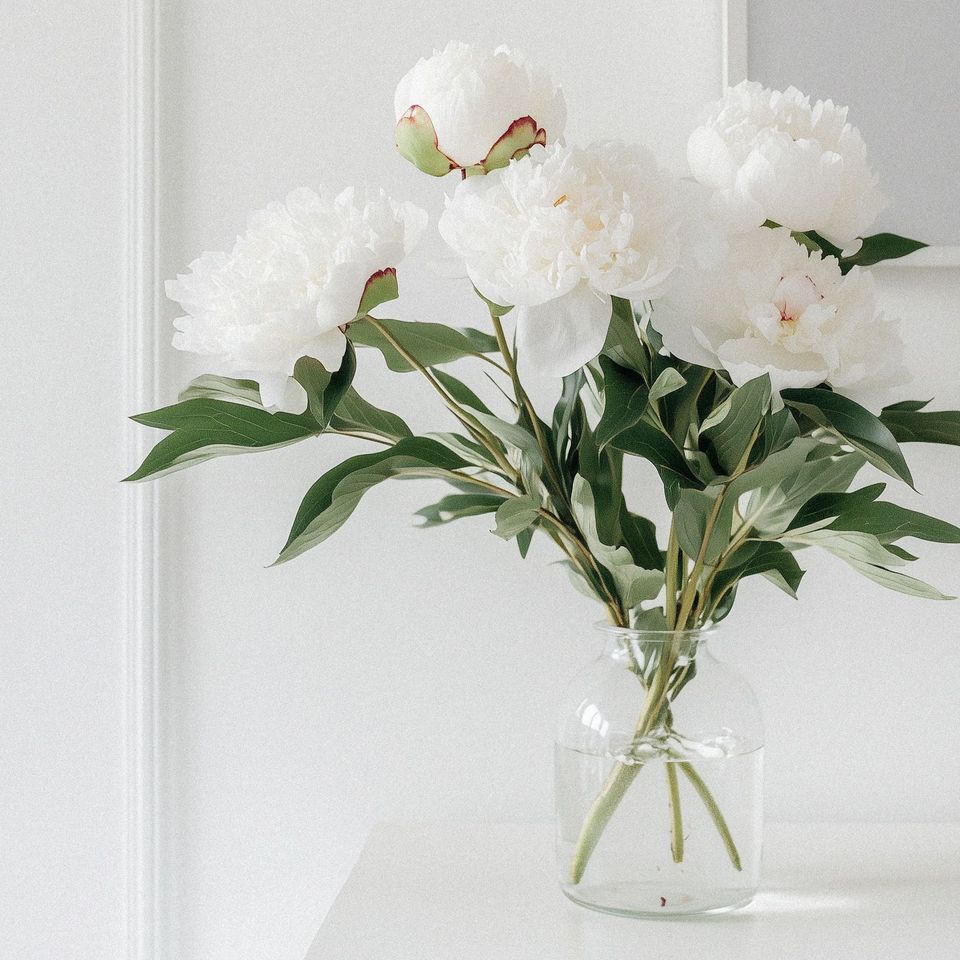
593 621 716 642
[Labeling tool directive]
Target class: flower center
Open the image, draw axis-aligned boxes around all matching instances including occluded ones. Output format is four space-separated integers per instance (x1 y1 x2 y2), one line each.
774 272 823 326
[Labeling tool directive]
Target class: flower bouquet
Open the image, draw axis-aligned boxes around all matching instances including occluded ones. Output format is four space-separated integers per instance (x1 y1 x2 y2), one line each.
126 43 960 916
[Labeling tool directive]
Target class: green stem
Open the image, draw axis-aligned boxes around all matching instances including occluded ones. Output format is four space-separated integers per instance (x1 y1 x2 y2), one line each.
365 316 517 481
489 312 566 501
676 760 742 871
666 761 684 863
569 760 645 883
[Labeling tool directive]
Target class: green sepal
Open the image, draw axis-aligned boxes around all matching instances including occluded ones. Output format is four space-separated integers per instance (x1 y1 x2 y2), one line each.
395 106 457 177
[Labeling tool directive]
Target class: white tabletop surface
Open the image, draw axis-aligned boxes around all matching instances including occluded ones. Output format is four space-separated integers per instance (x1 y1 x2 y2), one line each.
304 821 960 960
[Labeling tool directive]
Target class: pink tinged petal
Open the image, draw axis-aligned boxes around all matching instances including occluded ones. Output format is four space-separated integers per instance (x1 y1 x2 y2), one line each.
480 116 547 172
355 267 399 318
516 283 612 377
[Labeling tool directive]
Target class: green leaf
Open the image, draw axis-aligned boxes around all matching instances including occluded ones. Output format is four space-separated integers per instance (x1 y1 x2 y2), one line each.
751 450 865 536
516 526 534 558
479 116 546 172
788 483 886 533
427 432 501 472
710 541 805 604
722 438 822 508
880 405 960 446
782 388 913 485
493 495 541 539
552 370 584 467
348 317 498 372
611 420 698 507
431 368 493 415
841 233 928 268
701 375 772 475
126 399 325 481
648 368 687 403
294 349 356 429
595 357 649 449
470 408 544 475
276 437 467 564
415 493 505 527
620 511 664 571
789 528 909 567
129 347 357 481
827 500 960 545
570 475 664 608
328 388 412 443
841 561 952 600
673 487 732 566
178 374 262 406
602 297 648 374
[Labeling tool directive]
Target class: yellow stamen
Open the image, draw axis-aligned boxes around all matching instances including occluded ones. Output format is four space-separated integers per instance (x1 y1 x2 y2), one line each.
553 194 568 207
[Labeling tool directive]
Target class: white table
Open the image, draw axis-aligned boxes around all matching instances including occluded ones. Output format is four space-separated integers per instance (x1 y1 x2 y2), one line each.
305 822 960 959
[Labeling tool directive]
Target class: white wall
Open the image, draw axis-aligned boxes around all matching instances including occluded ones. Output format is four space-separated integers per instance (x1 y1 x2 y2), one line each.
4 3 959 960
0 3 127 959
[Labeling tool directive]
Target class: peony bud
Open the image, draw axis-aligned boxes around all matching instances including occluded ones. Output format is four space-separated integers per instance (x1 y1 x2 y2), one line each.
394 41 566 177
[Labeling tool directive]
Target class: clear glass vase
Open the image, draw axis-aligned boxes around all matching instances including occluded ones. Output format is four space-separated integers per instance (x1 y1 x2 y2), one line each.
555 624 763 917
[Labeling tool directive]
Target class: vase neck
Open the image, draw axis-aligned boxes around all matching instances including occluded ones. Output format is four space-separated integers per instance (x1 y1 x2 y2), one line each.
596 625 711 665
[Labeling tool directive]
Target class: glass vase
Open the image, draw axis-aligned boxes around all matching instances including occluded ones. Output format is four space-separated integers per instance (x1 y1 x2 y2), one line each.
555 624 763 917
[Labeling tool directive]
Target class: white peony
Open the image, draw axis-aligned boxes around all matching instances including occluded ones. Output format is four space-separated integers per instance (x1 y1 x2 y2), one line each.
394 41 566 175
438 141 682 376
651 227 905 409
687 81 884 246
167 186 427 410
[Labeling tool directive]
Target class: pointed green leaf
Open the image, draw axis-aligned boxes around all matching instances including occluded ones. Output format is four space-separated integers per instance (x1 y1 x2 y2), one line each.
416 493 506 527
348 317 499 372
595 357 649 449
841 233 928 268
880 405 960 446
276 437 468 563
648 367 687 403
493 494 541 539
782 388 913 485
701 374 771 475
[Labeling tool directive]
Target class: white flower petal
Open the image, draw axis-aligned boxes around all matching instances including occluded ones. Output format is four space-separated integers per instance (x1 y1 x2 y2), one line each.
256 374 308 414
516 283 611 377
654 226 905 408
716 337 829 393
688 81 883 244
167 186 424 382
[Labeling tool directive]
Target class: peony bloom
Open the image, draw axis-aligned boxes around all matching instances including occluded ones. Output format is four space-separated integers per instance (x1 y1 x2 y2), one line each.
651 227 905 409
167 186 427 410
394 41 566 176
438 141 682 376
687 81 884 246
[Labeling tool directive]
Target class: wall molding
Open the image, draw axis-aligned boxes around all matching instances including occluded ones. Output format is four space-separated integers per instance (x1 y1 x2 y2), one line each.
722 0 748 87
122 1 160 958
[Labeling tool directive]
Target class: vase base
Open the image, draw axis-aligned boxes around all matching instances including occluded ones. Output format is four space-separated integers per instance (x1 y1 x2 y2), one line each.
560 883 755 919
